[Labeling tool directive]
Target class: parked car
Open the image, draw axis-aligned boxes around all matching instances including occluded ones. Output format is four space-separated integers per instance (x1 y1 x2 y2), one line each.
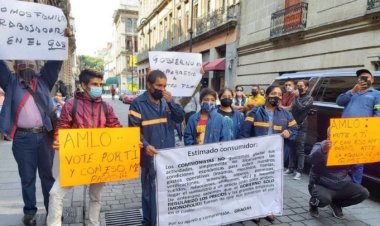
271 70 380 184
136 89 146 96
123 91 137 104
118 90 127 101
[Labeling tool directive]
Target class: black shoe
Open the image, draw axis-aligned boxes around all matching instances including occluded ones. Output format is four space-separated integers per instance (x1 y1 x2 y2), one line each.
22 214 36 226
265 215 275 222
252 218 260 223
3 135 11 141
309 206 319 218
329 203 344 219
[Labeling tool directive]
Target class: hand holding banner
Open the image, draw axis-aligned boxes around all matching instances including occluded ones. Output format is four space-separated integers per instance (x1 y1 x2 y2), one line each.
58 128 140 187
149 51 203 97
0 1 68 60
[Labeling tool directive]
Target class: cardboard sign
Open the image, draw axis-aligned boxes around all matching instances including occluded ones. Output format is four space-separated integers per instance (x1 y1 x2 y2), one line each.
59 128 140 187
0 1 68 60
155 135 283 226
327 117 380 166
149 51 203 97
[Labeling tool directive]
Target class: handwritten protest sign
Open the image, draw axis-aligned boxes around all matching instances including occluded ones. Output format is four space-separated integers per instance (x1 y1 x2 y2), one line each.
149 51 203 97
0 1 68 60
155 135 283 226
327 117 380 166
59 128 140 187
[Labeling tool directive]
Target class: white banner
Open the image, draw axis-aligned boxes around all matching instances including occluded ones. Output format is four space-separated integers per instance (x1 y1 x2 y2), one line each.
149 51 202 97
0 0 68 60
155 135 284 226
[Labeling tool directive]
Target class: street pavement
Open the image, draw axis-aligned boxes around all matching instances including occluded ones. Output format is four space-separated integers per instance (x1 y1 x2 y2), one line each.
1 97 380 226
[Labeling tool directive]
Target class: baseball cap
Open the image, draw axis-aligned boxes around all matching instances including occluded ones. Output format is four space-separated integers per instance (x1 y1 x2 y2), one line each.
356 69 372 77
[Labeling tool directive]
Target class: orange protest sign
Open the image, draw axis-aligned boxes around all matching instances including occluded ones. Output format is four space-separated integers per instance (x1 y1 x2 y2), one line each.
327 117 380 166
58 127 140 187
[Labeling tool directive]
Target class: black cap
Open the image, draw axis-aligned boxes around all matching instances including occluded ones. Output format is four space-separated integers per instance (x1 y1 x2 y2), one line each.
356 69 372 77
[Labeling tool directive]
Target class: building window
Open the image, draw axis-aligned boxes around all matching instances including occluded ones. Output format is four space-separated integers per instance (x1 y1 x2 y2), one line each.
126 18 133 33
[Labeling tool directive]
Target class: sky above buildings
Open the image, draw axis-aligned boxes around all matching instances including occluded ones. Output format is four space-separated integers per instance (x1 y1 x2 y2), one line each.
71 0 119 56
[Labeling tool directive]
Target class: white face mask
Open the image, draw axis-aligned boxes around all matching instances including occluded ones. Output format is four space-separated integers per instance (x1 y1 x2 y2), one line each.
285 86 293 92
236 91 243 97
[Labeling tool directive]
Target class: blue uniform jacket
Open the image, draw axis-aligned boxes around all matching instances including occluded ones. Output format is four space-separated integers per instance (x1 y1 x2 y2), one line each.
217 107 244 140
128 92 185 168
239 106 298 140
0 60 62 137
184 110 231 145
336 87 380 117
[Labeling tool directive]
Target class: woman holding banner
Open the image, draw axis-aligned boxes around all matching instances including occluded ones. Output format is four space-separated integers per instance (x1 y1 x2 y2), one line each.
184 88 231 145
239 85 298 222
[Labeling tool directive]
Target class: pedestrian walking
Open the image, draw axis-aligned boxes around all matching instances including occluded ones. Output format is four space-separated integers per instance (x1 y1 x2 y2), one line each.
0 58 63 226
184 88 231 145
239 85 298 222
307 128 369 219
336 69 380 184
47 69 121 226
111 85 116 100
128 70 185 226
285 80 313 180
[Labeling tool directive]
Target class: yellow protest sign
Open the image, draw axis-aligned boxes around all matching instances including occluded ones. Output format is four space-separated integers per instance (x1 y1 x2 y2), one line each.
327 117 380 166
58 127 140 187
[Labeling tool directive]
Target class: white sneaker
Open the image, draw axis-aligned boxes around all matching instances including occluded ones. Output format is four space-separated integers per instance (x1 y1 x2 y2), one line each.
293 172 302 180
284 169 294 175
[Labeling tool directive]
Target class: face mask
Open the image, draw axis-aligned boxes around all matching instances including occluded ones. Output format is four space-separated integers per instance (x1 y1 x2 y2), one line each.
201 101 217 112
297 86 304 94
151 89 163 100
251 90 258 96
89 86 102 99
220 98 233 107
236 91 243 97
285 86 293 92
19 69 36 83
267 96 281 107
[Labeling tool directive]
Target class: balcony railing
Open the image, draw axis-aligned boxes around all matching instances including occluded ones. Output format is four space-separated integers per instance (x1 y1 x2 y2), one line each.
270 2 308 38
196 4 239 36
367 0 380 11
137 3 239 63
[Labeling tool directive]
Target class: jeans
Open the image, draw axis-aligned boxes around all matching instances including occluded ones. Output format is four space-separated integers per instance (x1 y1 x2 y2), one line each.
308 182 369 208
47 152 104 226
141 167 157 226
12 130 55 215
288 130 306 173
351 164 364 184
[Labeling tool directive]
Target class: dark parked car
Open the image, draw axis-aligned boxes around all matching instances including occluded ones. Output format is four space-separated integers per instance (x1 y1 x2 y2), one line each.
122 91 137 104
271 70 380 184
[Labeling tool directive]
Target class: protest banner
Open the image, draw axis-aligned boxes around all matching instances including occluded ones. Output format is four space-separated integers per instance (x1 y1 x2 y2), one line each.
58 128 140 187
327 117 380 166
149 51 203 97
155 135 283 226
0 1 68 60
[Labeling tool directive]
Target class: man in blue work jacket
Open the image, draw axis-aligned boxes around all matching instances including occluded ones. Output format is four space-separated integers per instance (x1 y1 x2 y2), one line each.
128 70 185 226
336 69 380 184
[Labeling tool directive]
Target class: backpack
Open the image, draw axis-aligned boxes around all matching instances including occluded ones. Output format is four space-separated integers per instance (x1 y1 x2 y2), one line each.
70 97 108 127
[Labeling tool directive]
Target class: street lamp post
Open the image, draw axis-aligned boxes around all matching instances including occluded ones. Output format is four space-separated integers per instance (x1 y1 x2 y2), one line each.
189 0 194 52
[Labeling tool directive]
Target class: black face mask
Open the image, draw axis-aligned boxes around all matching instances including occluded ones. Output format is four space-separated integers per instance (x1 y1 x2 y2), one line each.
267 96 281 107
151 89 163 100
297 86 304 94
220 98 233 107
251 90 258 96
19 69 36 83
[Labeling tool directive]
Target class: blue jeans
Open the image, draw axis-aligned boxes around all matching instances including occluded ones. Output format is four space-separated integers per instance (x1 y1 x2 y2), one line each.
12 130 55 215
141 167 157 226
351 164 364 184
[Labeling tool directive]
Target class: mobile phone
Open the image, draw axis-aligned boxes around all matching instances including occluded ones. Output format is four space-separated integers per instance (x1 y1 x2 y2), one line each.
361 77 368 82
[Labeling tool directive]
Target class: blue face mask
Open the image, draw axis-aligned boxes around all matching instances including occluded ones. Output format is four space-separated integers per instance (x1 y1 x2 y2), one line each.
201 101 217 112
89 86 102 99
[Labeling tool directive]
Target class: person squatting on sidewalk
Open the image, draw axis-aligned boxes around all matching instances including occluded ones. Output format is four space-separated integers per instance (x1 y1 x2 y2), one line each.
47 69 122 226
128 70 185 226
336 69 380 184
307 128 369 219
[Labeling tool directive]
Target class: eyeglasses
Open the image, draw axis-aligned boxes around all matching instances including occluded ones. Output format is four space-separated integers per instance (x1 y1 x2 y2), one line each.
17 63 35 70
236 89 243 92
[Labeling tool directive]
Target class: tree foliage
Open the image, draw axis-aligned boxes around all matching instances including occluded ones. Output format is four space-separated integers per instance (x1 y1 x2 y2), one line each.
78 55 104 72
